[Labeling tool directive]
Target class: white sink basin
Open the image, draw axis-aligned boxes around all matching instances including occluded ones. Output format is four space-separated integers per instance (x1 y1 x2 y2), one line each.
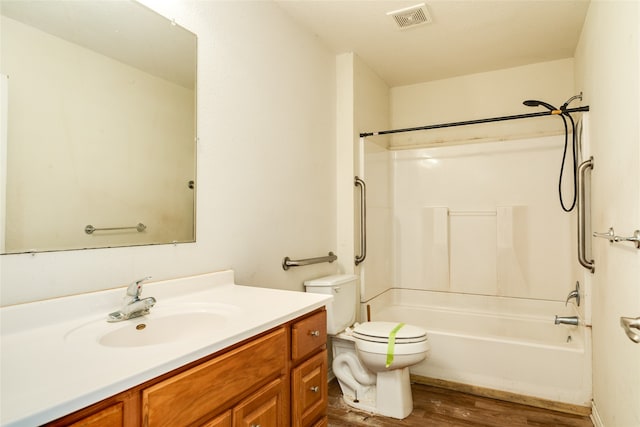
65 302 242 348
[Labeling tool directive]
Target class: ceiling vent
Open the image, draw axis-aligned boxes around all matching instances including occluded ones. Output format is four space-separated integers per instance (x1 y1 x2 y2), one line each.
387 3 432 30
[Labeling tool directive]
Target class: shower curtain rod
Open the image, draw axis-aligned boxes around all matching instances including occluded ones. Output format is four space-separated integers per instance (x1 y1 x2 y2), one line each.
359 106 589 138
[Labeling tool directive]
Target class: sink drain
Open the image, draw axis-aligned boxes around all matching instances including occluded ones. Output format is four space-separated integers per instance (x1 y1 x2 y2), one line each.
136 323 147 331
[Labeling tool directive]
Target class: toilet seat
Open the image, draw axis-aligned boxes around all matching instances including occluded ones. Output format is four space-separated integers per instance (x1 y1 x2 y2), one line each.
352 321 427 344
351 321 430 356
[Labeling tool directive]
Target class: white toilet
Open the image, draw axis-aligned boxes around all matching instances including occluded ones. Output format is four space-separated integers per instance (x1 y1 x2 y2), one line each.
304 275 430 419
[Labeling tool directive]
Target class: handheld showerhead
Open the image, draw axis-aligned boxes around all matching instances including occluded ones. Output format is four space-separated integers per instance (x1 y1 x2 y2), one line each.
523 100 559 111
522 98 578 213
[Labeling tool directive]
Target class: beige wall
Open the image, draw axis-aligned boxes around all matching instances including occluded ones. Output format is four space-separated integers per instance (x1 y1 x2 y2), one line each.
390 58 576 148
335 53 356 276
335 53 391 300
574 2 640 426
353 56 392 301
0 1 337 305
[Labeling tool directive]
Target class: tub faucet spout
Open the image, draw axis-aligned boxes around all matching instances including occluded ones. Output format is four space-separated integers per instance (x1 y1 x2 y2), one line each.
554 315 579 326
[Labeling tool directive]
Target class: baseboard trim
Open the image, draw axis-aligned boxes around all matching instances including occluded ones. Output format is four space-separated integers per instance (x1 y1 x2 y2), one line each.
591 401 604 427
411 374 592 417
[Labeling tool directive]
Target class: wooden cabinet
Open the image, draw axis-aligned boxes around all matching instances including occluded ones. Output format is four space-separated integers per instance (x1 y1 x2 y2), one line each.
67 403 123 427
292 350 327 427
290 310 328 427
291 310 327 363
233 377 285 427
308 417 328 427
46 309 327 427
201 411 231 427
142 328 286 426
46 388 139 427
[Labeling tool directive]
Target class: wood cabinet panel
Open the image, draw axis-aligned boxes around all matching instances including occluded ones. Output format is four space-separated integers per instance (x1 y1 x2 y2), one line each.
291 350 327 427
46 388 140 427
233 377 285 427
67 402 123 427
201 411 231 427
309 417 328 427
291 311 326 363
142 328 286 427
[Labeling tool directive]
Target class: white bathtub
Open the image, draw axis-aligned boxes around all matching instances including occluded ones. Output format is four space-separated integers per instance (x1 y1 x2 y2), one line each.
362 288 592 408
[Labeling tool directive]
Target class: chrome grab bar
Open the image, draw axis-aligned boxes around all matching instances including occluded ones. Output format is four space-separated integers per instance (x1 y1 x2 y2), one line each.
85 223 147 234
282 252 337 270
620 316 640 344
594 227 640 249
355 176 367 266
577 157 594 272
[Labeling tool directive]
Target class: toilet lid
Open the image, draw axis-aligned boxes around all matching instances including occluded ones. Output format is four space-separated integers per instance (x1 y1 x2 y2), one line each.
352 321 427 344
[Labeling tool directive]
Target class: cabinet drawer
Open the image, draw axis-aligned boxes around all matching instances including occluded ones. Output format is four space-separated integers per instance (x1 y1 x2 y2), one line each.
142 327 286 427
291 310 326 362
291 350 327 427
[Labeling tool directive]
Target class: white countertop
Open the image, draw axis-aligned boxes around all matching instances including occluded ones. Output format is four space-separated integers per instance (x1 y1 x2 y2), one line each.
0 270 332 426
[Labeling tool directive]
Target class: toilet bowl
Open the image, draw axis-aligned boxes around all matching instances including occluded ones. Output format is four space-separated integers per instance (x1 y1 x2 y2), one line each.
353 321 430 371
304 275 430 419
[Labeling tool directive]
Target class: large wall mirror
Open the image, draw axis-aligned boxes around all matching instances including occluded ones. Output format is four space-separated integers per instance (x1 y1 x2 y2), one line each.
0 0 197 254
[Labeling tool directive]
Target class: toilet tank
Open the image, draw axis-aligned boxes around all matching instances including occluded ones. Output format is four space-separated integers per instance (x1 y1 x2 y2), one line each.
304 275 357 335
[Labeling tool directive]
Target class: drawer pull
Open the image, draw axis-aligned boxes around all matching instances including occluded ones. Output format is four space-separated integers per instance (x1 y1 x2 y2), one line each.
251 425 261 427
310 330 320 337
310 386 319 393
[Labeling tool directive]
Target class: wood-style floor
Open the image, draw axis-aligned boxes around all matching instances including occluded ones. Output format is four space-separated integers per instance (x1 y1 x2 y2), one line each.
327 379 594 427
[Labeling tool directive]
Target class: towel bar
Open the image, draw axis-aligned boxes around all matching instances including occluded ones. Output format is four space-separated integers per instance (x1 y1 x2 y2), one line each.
85 223 147 234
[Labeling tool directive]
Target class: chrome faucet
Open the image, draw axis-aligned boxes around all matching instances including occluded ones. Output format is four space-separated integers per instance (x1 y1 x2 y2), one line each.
107 276 156 322
554 315 579 326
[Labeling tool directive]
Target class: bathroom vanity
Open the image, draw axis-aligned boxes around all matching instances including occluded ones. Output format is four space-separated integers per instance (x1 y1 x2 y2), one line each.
0 271 332 426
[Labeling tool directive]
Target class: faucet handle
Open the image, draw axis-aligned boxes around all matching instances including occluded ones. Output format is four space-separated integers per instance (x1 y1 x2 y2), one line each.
565 281 581 307
126 276 152 298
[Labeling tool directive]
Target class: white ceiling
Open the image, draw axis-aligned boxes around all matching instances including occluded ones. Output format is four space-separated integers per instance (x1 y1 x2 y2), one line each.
275 0 590 87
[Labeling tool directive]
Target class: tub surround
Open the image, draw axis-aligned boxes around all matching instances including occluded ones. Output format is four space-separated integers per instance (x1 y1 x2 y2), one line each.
0 270 332 426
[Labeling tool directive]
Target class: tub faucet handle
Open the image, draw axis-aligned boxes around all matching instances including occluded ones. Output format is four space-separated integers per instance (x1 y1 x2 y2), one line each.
565 281 581 307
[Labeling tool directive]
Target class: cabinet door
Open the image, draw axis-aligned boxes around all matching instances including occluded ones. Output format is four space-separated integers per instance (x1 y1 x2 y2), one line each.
46 388 140 427
291 350 327 427
67 402 124 427
309 417 327 427
201 411 231 427
233 377 285 427
143 328 286 427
